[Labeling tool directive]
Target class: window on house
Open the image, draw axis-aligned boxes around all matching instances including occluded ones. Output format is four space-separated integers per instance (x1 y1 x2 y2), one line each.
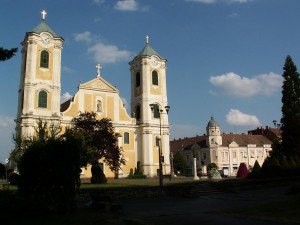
40 50 49 68
136 72 140 87
152 71 158 85
124 132 129 144
38 90 47 108
136 105 141 120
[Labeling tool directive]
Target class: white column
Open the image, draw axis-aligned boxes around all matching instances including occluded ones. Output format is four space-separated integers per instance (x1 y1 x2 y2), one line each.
193 158 199 180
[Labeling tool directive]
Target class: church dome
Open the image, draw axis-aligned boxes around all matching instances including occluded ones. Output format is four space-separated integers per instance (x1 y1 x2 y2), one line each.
207 117 220 128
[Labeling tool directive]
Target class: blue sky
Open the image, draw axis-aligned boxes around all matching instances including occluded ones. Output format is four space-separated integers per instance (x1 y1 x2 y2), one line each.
1 0 300 163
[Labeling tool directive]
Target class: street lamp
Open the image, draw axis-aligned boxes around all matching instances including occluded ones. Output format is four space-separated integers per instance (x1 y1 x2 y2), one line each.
149 104 170 189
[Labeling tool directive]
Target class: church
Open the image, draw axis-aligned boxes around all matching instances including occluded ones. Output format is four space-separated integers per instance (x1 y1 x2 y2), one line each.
15 11 171 178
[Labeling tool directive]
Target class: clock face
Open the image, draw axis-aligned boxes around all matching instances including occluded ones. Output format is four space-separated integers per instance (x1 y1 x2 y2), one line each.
41 34 51 45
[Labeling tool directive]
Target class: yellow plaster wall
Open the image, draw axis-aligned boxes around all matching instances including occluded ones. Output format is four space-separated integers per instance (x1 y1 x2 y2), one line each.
84 94 92 112
107 96 114 120
119 99 132 121
64 94 79 117
152 134 159 164
36 45 53 80
150 70 162 95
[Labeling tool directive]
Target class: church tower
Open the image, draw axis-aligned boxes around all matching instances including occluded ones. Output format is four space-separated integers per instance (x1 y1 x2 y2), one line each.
15 11 64 137
129 36 170 176
206 117 222 147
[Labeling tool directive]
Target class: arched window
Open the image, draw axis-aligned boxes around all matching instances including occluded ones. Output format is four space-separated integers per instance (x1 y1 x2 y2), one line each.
136 72 140 87
97 100 102 112
153 104 160 119
136 105 141 120
152 71 158 85
124 132 130 144
40 50 49 68
38 90 47 108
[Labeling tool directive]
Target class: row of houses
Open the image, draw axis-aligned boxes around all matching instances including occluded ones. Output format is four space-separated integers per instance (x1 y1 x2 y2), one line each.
170 117 281 177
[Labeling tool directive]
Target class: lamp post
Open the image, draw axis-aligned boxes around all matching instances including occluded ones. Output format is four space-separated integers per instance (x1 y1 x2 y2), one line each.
150 104 170 189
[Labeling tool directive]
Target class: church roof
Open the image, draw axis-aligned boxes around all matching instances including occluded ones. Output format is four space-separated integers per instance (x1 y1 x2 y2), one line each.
138 43 163 58
207 117 220 128
32 21 59 37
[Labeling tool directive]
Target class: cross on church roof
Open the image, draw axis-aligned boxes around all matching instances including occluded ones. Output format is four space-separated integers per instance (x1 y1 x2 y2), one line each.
96 64 102 77
41 10 47 20
146 35 149 44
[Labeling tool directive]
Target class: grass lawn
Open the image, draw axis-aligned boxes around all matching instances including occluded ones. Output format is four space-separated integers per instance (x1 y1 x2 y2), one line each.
219 194 300 224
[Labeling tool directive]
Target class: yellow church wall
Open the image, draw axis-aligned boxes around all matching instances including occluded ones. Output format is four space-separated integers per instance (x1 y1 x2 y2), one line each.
107 96 114 120
84 94 92 112
150 70 162 95
119 99 132 121
36 45 53 80
34 90 52 110
63 94 79 117
152 134 159 164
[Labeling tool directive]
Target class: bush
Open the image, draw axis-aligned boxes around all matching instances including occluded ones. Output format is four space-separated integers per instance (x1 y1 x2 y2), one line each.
261 157 281 178
209 168 222 179
207 163 217 172
127 161 147 179
8 172 20 185
248 160 261 178
236 162 249 178
91 164 107 184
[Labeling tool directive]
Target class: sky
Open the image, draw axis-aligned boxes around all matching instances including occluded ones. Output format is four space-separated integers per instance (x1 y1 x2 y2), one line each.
1 0 300 163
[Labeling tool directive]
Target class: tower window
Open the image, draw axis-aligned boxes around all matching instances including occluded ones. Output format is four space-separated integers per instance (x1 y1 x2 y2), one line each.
155 136 160 147
124 132 130 144
136 72 140 87
153 104 160 119
40 50 49 68
38 90 47 108
152 71 158 86
136 105 141 120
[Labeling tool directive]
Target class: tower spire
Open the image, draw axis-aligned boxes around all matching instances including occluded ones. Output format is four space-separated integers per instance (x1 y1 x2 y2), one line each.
146 35 149 44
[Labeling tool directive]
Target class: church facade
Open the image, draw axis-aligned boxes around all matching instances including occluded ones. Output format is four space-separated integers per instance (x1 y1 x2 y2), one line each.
15 12 171 178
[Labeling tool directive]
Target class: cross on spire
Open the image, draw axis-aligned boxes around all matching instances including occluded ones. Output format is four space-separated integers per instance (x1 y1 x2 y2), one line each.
41 10 47 20
146 35 149 44
96 64 102 77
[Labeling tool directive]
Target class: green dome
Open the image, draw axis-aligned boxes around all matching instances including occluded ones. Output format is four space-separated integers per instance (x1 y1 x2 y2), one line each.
207 117 220 128
138 43 164 58
32 21 59 37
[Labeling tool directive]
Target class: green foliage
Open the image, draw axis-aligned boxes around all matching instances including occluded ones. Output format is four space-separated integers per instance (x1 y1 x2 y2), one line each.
71 112 125 175
261 157 281 178
281 55 300 157
209 168 222 179
8 172 20 185
287 156 297 169
17 121 84 212
270 139 284 160
0 163 5 179
90 163 107 184
172 150 187 174
127 161 146 179
248 160 261 178
207 162 217 172
0 47 18 61
236 163 249 178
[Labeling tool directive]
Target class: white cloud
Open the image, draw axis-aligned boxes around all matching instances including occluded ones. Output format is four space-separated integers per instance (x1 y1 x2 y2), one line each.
61 92 73 103
0 116 14 128
209 72 282 98
185 0 252 4
92 0 105 5
115 0 139 11
74 31 133 64
88 43 132 64
62 66 74 73
226 109 261 127
74 31 93 43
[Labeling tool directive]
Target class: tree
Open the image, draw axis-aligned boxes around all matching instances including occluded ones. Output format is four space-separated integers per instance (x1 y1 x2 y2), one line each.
248 160 261 178
172 150 187 174
17 121 84 211
71 112 125 179
236 162 249 178
281 55 300 157
0 47 18 61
